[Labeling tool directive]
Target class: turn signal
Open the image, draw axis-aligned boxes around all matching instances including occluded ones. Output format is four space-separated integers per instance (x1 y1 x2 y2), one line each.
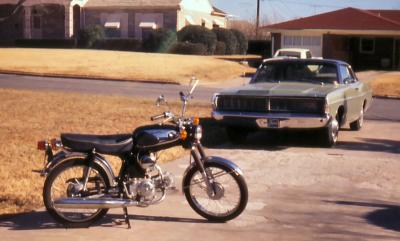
180 130 188 140
37 140 48 150
193 117 200 125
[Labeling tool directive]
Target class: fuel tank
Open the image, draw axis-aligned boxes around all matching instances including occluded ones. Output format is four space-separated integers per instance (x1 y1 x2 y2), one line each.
133 124 181 151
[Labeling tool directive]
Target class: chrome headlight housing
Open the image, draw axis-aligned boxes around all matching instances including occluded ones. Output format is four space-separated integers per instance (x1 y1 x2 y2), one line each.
211 94 219 110
194 125 203 140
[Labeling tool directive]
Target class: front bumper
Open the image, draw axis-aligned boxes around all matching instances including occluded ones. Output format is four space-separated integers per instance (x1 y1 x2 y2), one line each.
212 111 331 129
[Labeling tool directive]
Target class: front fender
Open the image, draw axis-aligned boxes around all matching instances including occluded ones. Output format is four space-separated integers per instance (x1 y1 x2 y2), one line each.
182 156 244 191
44 151 117 187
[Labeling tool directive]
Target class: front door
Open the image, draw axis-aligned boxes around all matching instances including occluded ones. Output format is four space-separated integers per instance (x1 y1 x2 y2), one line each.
31 13 42 38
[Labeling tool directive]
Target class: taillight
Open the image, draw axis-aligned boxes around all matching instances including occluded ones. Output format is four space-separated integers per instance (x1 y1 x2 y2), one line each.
37 139 62 150
37 140 48 150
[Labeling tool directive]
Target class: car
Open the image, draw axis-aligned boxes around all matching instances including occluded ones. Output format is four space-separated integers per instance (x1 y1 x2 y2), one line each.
273 48 313 59
212 58 372 147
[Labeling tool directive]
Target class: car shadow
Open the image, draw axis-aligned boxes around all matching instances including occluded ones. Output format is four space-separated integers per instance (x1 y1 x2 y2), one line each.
0 211 210 231
327 200 400 233
336 138 400 154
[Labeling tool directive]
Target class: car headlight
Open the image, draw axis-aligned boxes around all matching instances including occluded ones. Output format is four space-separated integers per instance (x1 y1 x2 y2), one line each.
194 125 202 140
212 94 219 110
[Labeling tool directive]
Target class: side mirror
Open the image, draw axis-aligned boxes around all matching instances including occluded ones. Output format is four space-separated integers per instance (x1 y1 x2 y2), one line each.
156 95 166 107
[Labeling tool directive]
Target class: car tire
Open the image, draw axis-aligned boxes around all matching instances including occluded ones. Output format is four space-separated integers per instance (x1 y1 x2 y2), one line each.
320 118 339 147
350 107 364 131
226 127 248 144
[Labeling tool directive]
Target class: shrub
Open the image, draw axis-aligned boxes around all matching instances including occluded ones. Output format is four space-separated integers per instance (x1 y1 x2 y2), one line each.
212 28 238 55
169 42 207 55
95 39 142 51
177 25 217 54
231 29 248 54
214 41 226 55
142 28 177 53
77 25 105 48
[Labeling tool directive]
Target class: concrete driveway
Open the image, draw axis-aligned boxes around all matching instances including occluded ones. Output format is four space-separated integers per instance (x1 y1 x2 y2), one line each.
0 118 399 241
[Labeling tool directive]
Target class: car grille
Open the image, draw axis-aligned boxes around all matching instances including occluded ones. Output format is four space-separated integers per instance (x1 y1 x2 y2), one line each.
216 96 325 114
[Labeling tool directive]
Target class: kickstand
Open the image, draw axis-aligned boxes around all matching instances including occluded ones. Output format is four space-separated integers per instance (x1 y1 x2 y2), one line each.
123 207 131 229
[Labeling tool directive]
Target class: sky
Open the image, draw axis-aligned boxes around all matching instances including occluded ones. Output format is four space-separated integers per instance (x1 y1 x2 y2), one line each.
211 0 400 24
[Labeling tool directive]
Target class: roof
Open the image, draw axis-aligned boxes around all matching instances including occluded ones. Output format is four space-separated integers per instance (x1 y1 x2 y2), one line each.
263 7 400 31
263 58 349 66
84 0 181 8
212 6 227 16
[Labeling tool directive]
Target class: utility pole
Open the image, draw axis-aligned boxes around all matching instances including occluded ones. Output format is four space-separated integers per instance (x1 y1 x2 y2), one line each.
256 0 260 39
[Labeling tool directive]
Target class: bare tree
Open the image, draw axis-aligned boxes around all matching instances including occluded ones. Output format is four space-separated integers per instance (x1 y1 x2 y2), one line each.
228 17 271 40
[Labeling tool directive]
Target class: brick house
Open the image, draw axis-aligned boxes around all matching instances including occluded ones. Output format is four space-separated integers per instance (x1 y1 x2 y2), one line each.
263 7 400 70
0 0 227 41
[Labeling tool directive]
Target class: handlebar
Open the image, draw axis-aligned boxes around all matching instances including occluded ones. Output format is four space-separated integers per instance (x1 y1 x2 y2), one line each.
150 113 166 121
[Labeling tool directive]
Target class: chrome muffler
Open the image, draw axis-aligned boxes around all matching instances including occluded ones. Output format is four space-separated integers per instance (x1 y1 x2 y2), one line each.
53 198 139 209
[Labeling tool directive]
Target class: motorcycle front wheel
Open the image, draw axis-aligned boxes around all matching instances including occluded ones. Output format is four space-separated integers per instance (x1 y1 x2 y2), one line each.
183 162 248 222
43 158 110 226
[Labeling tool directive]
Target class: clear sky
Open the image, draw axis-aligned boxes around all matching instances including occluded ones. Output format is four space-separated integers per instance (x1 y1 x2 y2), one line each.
212 0 400 24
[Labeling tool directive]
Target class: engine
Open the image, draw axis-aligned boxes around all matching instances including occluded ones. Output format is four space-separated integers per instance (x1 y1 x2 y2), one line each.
127 167 175 206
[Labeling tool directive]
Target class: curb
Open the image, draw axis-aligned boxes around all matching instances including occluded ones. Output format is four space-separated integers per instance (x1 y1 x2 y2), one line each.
373 95 400 100
0 70 181 86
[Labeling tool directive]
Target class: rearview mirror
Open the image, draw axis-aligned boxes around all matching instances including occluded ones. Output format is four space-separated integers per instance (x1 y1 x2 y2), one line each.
156 95 167 107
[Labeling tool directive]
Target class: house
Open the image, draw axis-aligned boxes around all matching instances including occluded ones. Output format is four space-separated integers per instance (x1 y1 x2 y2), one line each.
0 0 227 42
263 7 400 70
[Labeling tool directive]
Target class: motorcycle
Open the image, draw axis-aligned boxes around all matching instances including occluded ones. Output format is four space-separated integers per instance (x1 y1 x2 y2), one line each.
37 78 248 228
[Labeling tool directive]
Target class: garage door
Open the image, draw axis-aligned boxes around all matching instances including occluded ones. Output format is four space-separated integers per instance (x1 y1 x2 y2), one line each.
282 35 322 57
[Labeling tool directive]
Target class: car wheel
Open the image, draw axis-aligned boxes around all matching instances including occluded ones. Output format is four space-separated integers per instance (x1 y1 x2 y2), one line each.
226 127 248 144
350 107 364 131
321 118 339 147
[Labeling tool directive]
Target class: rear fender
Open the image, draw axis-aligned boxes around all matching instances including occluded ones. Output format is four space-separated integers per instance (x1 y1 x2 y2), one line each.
44 151 117 187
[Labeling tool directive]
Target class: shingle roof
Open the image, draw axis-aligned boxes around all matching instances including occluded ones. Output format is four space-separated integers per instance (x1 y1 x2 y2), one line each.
84 0 181 8
262 7 400 31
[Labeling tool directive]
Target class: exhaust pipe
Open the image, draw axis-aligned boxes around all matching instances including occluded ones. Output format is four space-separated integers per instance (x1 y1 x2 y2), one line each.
53 198 139 209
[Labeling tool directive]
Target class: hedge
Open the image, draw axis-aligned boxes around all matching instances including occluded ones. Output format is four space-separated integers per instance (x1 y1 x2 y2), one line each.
212 28 238 55
231 29 248 55
177 25 217 55
142 28 177 53
169 42 207 55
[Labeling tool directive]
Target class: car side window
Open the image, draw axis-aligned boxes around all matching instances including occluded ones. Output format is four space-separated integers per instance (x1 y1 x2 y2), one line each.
306 51 312 59
339 65 354 84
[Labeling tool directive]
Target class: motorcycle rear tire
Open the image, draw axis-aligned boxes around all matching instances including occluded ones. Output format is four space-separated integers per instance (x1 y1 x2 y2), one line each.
43 158 111 227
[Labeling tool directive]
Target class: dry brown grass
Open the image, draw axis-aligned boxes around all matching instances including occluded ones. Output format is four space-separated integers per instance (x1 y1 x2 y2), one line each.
0 88 210 215
0 48 255 84
363 72 400 97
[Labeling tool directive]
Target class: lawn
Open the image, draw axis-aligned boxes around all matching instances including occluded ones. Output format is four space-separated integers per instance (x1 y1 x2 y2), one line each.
0 48 255 84
362 72 400 98
0 88 211 215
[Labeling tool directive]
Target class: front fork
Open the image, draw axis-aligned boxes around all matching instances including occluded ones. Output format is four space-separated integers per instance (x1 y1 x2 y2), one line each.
190 142 216 198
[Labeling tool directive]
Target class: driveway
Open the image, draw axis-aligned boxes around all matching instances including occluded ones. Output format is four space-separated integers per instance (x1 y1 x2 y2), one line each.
0 118 399 241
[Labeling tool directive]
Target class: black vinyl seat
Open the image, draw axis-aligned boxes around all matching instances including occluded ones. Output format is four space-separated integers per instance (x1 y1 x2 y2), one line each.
61 133 133 155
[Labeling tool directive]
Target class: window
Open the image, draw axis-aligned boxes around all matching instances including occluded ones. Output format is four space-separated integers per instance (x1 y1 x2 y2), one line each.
360 38 375 54
339 65 354 83
283 35 321 47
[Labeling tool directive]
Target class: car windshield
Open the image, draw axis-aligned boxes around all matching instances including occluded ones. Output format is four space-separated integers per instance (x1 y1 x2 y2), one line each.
252 62 338 84
277 51 301 58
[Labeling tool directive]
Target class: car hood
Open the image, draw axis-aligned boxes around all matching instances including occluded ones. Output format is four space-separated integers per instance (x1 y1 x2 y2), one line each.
217 82 340 98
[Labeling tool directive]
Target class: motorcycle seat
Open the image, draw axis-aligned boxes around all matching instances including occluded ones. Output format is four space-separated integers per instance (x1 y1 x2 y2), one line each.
61 133 133 155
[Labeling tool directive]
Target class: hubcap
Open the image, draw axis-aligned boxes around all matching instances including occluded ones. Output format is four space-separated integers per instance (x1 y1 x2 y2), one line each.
331 119 339 142
210 182 225 200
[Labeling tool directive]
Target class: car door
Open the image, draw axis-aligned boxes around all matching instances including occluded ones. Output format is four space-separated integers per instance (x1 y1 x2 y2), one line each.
339 65 364 123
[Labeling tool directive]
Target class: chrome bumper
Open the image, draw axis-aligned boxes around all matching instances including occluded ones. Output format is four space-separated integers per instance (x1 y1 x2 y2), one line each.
212 111 331 129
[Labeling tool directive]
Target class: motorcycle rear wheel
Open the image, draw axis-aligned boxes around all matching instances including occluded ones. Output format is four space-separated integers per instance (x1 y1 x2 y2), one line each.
183 162 248 222
43 158 110 227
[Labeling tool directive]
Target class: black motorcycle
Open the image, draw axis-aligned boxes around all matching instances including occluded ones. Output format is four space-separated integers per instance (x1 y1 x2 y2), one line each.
37 78 248 228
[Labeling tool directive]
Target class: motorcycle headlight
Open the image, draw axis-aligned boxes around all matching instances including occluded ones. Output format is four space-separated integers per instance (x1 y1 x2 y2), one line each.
194 125 203 140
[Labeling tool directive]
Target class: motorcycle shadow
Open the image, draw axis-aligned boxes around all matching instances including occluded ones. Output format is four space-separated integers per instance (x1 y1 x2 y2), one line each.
0 211 211 230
